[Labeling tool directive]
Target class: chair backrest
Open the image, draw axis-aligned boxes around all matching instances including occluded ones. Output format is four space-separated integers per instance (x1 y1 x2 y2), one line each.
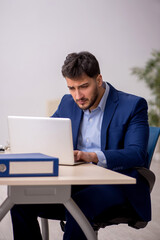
147 126 160 168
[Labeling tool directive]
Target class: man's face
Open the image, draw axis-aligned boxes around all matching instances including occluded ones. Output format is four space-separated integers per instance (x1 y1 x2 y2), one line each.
66 74 103 111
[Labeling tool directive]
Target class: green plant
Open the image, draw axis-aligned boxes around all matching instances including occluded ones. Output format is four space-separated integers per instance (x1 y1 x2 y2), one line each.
131 50 160 126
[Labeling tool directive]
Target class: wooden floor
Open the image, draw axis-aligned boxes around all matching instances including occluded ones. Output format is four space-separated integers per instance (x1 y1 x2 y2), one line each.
0 156 160 240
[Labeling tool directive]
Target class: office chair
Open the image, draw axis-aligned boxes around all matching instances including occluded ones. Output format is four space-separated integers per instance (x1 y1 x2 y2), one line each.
41 126 160 240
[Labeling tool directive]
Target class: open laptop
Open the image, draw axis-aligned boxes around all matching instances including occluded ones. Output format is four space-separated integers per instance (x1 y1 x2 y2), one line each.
8 116 83 165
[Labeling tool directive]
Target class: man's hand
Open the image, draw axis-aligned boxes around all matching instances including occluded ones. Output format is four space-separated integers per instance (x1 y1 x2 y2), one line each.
74 150 98 164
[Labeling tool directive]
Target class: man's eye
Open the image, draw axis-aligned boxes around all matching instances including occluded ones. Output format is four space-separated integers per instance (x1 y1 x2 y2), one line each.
69 87 74 91
81 85 88 88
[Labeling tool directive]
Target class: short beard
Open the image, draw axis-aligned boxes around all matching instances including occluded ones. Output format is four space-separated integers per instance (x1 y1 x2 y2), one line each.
77 86 99 111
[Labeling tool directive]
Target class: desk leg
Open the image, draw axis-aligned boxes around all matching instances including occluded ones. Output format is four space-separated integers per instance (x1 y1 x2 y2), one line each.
0 196 14 221
64 198 97 240
41 218 49 240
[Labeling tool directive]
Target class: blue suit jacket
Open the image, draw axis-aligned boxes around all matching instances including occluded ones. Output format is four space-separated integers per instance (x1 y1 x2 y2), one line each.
52 83 151 221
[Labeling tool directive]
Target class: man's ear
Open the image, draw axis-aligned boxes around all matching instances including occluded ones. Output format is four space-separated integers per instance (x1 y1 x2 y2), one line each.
96 74 103 86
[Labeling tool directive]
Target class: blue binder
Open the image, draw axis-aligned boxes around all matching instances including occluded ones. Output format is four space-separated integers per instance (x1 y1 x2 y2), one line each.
0 153 59 177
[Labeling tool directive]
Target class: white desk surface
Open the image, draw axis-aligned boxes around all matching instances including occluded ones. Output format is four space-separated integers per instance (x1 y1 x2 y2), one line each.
0 163 136 186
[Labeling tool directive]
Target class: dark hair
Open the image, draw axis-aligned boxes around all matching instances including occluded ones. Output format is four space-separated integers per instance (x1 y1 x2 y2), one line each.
61 51 100 79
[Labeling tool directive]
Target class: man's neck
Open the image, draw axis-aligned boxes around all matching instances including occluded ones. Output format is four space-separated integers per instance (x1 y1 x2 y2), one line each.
89 86 105 112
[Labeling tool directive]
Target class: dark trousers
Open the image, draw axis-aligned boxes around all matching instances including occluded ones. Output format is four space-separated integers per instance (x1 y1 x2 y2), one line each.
11 185 127 240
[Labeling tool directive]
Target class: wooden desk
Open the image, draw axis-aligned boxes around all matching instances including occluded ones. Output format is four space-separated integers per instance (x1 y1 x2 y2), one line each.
0 164 136 240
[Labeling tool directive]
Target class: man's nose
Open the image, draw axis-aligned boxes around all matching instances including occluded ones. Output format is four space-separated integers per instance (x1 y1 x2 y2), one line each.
75 89 83 100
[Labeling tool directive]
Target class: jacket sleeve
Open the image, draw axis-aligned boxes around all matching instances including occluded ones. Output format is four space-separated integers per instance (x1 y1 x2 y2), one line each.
102 97 149 171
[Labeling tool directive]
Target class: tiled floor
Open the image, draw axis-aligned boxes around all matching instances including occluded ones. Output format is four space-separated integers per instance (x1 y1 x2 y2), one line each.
0 157 160 240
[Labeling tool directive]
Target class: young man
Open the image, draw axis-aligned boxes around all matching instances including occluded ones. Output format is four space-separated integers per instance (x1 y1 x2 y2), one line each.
11 51 151 240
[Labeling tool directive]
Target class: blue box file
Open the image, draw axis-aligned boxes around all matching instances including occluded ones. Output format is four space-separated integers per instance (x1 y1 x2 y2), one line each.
0 153 59 177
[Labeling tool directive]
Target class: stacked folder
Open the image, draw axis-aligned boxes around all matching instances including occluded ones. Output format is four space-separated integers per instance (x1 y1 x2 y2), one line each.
0 153 59 177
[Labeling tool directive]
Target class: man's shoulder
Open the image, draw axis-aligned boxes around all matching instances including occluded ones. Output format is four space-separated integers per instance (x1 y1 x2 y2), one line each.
118 90 145 102
60 94 76 106
61 94 74 101
53 94 81 118
108 83 148 113
109 83 147 104
59 94 81 114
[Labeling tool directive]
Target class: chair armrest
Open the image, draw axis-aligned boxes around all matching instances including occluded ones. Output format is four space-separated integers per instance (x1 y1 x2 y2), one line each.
135 167 156 192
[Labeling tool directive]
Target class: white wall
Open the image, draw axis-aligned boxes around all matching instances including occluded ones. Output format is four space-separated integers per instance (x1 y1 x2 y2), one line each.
0 0 160 145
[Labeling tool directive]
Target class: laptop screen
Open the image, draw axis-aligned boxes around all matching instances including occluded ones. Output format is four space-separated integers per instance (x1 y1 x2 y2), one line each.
8 116 75 165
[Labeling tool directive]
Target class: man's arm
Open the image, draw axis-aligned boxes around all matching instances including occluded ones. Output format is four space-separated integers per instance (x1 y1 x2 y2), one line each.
102 97 149 171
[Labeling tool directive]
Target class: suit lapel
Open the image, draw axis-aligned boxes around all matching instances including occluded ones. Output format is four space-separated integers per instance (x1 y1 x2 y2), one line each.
71 83 119 150
101 83 119 150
